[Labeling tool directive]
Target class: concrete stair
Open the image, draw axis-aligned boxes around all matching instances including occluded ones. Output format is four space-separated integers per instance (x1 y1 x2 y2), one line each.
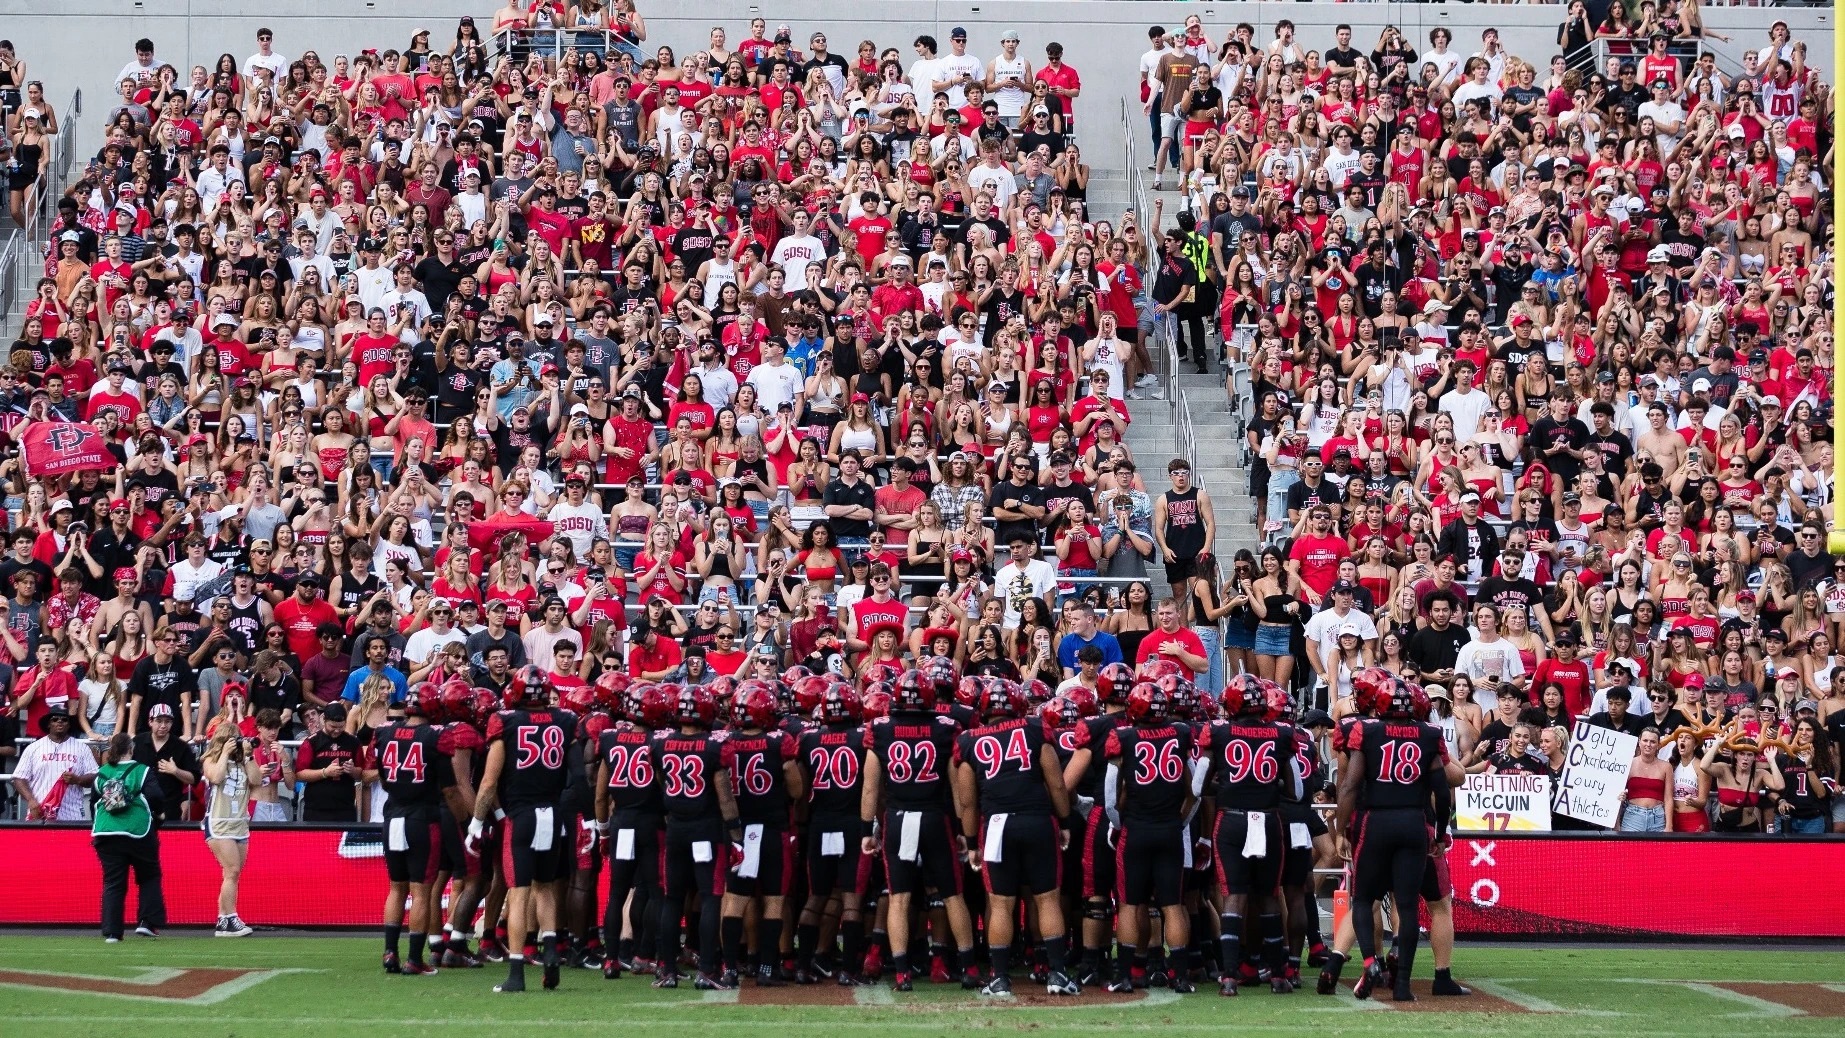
1123 367 1263 585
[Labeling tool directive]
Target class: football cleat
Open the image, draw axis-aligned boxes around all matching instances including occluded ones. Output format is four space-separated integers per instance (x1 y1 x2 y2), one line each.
1170 973 1196 995
479 939 508 963
653 968 678 989
756 965 787 987
1352 962 1385 1001
979 975 1014 997
602 959 622 981
1105 972 1134 994
930 954 951 984
1045 971 1079 996
833 970 856 987
861 944 884 982
1393 985 1417 1002
383 951 402 974
961 966 983 990
892 970 914 992
403 961 439 976
1307 942 1329 968
1271 976 1295 994
542 961 561 990
134 926 159 939
693 972 734 991
1218 977 1239 997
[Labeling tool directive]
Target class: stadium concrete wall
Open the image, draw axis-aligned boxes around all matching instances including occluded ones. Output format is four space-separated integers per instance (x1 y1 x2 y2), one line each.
0 1 1831 151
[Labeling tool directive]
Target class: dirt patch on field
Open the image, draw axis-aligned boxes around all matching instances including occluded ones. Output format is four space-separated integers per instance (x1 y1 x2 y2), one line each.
737 981 857 1005
1716 983 1845 1017
1382 979 1528 1013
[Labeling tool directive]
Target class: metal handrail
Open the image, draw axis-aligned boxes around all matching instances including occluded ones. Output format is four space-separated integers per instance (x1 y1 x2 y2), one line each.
0 230 22 338
490 28 619 65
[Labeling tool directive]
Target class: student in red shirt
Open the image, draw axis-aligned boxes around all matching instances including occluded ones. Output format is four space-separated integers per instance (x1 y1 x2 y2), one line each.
1529 629 1593 717
1287 505 1351 605
1135 598 1209 678
626 620 683 680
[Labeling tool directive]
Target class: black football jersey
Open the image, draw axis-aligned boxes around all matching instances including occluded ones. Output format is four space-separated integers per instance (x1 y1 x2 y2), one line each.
801 723 868 816
1104 722 1194 825
372 722 454 817
1069 713 1126 799
652 729 728 821
1285 725 1326 803
865 714 960 810
954 717 1053 815
486 708 578 810
1199 718 1293 810
1348 718 1448 809
721 728 800 825
598 722 665 814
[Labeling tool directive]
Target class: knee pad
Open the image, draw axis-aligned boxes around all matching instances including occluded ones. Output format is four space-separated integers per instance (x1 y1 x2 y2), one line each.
1084 899 1114 923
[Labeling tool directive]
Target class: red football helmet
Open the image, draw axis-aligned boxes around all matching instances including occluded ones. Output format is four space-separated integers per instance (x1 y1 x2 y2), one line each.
1260 681 1292 723
1097 663 1135 704
792 674 833 715
863 661 904 690
667 683 715 726
559 683 597 716
731 682 779 729
1023 678 1054 707
920 655 959 701
581 711 615 744
817 683 862 724
635 683 675 729
1192 691 1219 723
978 679 1025 722
1040 696 1081 731
707 675 736 707
505 665 549 709
892 669 932 713
1125 682 1168 723
1139 658 1183 683
1221 673 1262 718
1385 679 1418 720
403 683 434 718
1352 668 1395 715
860 686 892 721
594 670 632 713
1155 673 1194 718
955 675 985 708
438 679 475 724
471 688 502 723
1063 686 1100 718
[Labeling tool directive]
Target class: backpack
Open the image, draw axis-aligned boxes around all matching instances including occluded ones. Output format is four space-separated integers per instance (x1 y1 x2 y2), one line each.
98 764 141 814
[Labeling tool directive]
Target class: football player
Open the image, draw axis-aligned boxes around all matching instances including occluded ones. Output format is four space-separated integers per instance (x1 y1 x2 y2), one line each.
369 685 466 975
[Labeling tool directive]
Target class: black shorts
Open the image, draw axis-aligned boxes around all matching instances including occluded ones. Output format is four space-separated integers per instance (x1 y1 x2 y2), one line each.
1115 822 1186 908
1421 833 1451 904
1164 553 1199 585
384 813 442 885
1079 802 1116 899
1213 808 1284 896
1348 808 1430 903
606 810 664 898
438 808 471 877
1279 804 1319 887
807 815 870 899
500 804 570 887
726 824 796 899
881 807 963 898
979 813 1061 899
662 817 729 900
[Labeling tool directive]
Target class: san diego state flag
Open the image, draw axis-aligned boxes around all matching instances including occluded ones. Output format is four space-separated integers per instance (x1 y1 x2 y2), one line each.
20 421 111 476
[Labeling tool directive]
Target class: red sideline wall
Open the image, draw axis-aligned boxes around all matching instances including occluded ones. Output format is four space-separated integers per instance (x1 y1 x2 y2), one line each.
1448 834 1845 938
4 826 1844 937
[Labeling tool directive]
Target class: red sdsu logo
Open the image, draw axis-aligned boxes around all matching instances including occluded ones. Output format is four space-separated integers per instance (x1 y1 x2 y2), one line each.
47 426 90 455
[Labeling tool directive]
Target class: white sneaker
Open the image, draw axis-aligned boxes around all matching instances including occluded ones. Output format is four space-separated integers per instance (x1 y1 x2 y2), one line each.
1135 374 1160 388
105 936 121 944
134 926 158 938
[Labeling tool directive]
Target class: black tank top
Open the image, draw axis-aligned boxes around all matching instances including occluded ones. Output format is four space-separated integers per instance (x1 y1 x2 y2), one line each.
226 595 265 653
337 572 380 615
1161 487 1205 554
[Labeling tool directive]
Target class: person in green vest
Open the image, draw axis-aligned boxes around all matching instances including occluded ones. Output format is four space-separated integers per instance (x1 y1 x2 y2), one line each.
1173 210 1216 374
91 730 168 942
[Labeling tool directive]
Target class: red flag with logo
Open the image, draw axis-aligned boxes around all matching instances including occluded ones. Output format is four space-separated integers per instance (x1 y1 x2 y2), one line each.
20 421 111 477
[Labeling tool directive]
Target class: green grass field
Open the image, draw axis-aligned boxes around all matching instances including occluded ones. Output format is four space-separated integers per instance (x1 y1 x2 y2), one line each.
3 936 1842 1038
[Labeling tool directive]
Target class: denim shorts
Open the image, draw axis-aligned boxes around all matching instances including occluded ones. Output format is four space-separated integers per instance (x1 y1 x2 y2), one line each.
1619 804 1666 833
1224 622 1257 650
1255 623 1292 656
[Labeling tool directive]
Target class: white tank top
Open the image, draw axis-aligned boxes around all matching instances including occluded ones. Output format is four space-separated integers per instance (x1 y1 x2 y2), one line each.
703 259 737 301
1436 711 1460 763
992 56 1030 117
1673 761 1700 802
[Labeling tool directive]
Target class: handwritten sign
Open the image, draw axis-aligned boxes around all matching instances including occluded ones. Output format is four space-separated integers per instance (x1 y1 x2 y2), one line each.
1555 721 1637 828
1456 773 1552 832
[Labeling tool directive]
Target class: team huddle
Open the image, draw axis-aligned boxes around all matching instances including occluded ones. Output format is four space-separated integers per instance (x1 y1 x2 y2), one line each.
363 661 1471 1000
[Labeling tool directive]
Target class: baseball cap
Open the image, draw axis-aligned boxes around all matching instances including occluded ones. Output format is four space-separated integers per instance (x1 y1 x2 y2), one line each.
1691 377 1712 394
148 703 175 719
1330 580 1358 596
950 26 967 39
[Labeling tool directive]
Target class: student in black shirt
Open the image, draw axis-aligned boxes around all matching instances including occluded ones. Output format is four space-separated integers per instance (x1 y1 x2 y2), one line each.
988 456 1047 547
1585 687 1648 738
131 705 199 823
